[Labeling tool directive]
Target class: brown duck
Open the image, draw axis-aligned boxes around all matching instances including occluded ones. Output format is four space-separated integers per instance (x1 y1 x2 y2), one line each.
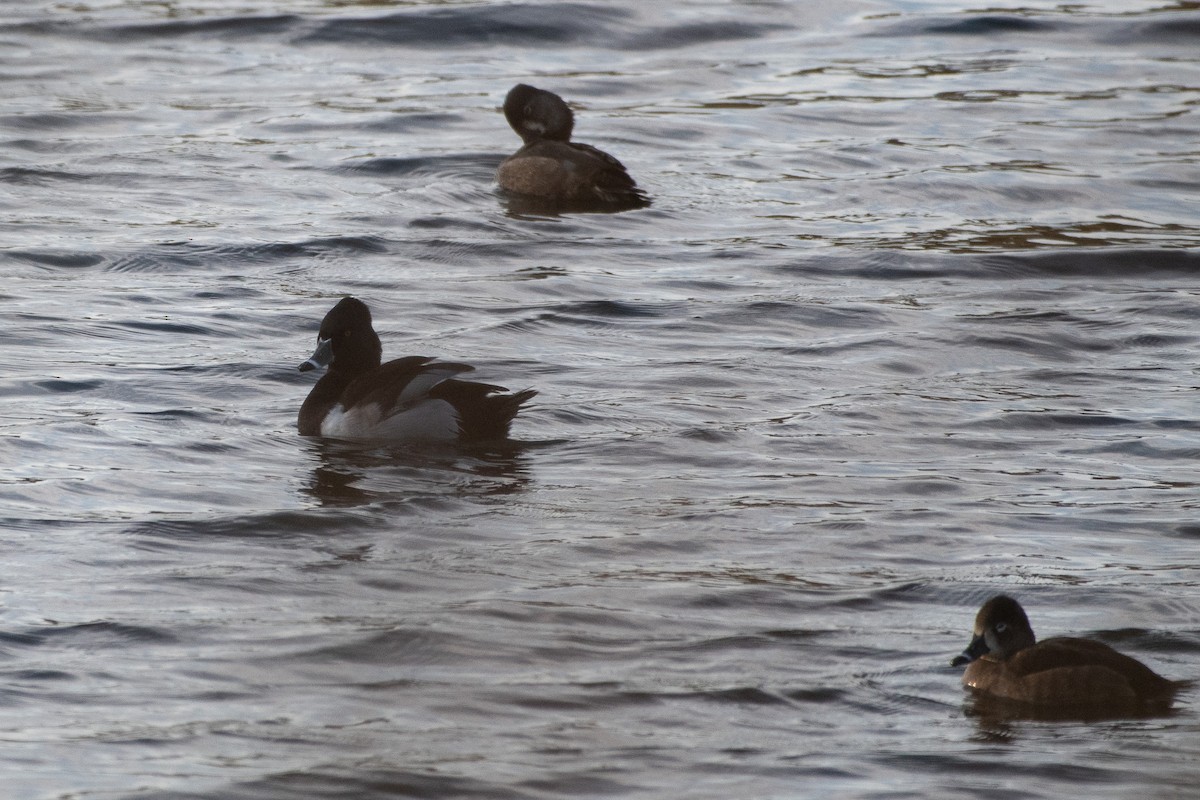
497 83 649 209
952 595 1183 714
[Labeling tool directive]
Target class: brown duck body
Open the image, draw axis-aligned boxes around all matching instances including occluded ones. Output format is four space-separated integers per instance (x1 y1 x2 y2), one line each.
498 140 645 206
953 595 1181 713
497 83 648 209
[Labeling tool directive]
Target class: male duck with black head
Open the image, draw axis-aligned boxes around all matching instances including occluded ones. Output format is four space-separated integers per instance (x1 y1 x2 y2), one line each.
952 595 1185 717
298 298 535 442
498 83 649 210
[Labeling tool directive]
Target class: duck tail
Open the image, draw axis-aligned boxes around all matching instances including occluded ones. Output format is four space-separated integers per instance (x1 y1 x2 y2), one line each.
437 381 537 441
482 388 538 439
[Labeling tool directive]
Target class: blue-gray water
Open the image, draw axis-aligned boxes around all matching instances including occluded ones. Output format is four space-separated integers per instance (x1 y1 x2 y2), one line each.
3 1 1200 797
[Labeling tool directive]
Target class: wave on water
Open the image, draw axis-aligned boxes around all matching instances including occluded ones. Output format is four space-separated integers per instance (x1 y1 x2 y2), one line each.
876 6 1200 45
764 248 1200 281
12 1 786 53
6 13 302 41
2 236 393 273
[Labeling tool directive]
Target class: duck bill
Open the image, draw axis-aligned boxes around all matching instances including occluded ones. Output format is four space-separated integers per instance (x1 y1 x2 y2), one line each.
951 633 990 667
299 337 333 373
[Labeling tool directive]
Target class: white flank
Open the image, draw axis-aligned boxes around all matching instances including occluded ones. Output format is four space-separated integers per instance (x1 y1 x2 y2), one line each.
321 399 461 441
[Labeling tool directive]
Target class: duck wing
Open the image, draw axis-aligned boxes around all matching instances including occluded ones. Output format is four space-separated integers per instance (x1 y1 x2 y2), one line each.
340 357 474 413
568 142 649 207
1007 636 1175 701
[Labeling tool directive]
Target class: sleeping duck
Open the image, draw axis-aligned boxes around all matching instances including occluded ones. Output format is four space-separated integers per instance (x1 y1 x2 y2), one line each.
497 83 649 209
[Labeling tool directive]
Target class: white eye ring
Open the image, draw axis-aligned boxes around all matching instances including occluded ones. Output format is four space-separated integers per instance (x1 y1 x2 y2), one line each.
994 622 1008 633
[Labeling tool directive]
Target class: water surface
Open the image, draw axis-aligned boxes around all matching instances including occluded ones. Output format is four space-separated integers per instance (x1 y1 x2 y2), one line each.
2 1 1200 797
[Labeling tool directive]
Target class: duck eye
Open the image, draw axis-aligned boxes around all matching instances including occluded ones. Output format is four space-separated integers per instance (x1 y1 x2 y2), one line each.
994 622 1008 633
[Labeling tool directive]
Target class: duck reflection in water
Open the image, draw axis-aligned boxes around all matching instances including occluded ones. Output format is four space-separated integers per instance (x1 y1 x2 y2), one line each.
303 439 534 508
952 595 1187 721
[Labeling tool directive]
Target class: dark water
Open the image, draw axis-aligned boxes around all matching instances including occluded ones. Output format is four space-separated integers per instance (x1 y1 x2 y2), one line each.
3 1 1200 797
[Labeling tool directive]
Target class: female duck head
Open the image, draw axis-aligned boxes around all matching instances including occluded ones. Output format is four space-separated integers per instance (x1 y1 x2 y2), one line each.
503 83 575 144
951 594 1036 666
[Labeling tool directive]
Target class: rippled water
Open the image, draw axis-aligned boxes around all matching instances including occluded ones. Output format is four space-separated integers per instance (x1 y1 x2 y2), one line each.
3 1 1200 797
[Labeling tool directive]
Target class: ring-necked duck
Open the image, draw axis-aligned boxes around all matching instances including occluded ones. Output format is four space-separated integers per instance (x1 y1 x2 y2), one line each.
497 83 649 209
298 297 536 441
951 594 1182 713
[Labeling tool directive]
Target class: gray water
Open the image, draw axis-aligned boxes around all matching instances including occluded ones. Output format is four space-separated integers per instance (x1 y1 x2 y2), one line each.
3 1 1200 798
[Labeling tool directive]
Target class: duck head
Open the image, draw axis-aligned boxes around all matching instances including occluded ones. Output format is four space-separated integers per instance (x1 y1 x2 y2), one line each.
504 83 575 144
299 297 382 375
952 594 1037 666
